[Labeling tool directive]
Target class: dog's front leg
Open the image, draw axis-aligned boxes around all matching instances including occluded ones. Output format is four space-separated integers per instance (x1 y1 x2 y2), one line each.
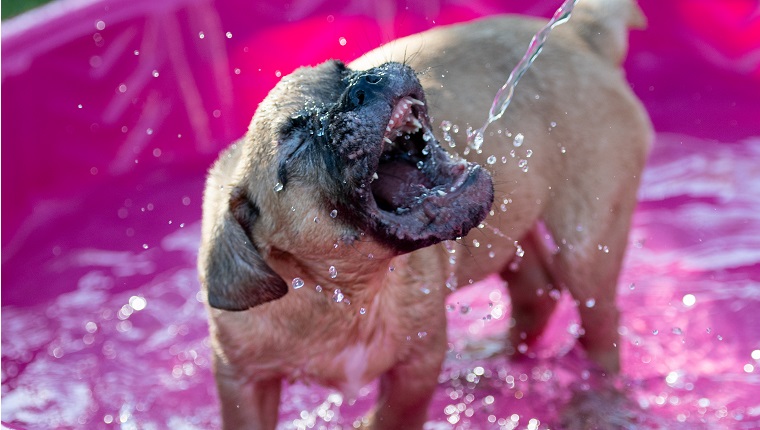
214 355 282 430
367 326 447 429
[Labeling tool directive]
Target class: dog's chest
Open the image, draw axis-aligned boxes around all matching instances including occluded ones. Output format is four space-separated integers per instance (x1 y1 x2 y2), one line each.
330 342 375 398
293 304 401 398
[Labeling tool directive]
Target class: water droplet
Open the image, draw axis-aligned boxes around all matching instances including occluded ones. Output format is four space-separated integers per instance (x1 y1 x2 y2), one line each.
152 70 159 78
417 331 427 338
133 50 140 56
313 216 319 223
472 239 480 248
339 37 347 46
388 265 395 272
315 285 323 292
225 31 233 38
460 304 471 314
652 329 659 335
329 266 338 279
359 307 366 315
367 253 374 259
273 182 284 192
513 133 524 147
682 294 696 307
142 244 149 249
95 20 106 30
198 31 205 39
517 343 528 353
446 273 457 291
751 350 760 360
470 129 484 151
526 149 533 157
416 160 424 169
585 298 596 308
330 209 338 218
550 121 557 128
129 296 147 311
441 120 452 132
672 327 683 335
515 243 525 258
332 289 344 303
487 155 497 164
292 278 305 289
146 128 153 135
77 104 83 109
629 283 636 290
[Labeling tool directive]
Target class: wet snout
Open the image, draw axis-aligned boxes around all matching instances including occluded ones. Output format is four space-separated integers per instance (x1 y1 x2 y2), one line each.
345 73 387 109
341 63 423 111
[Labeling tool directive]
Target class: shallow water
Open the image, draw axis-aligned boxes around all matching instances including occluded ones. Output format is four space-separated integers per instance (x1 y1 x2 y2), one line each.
3 0 760 428
3 132 759 429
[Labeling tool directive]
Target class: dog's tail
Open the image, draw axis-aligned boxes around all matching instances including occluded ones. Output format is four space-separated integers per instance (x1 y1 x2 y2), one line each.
569 0 646 65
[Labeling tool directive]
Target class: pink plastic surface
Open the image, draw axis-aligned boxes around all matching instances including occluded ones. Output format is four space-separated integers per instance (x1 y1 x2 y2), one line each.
2 0 760 428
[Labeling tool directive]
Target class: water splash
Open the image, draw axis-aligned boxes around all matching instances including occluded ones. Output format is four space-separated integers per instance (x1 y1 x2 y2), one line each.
468 0 579 151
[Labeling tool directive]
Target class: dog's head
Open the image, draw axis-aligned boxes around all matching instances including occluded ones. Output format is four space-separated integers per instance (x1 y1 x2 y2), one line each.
201 60 493 311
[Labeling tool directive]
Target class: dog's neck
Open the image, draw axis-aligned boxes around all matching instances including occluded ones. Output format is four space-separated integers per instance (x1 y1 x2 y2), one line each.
266 245 447 307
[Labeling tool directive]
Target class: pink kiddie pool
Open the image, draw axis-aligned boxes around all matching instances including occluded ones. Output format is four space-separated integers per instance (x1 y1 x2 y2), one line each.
2 0 760 428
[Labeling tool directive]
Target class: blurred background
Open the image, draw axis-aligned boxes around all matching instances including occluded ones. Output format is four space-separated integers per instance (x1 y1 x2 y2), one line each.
2 0 759 428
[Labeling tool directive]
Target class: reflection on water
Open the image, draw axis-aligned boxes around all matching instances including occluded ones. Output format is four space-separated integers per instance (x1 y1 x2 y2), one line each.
2 134 760 429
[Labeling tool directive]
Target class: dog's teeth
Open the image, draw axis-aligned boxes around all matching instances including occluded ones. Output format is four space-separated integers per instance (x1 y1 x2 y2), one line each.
384 137 393 144
372 172 379 181
410 98 425 106
411 118 422 129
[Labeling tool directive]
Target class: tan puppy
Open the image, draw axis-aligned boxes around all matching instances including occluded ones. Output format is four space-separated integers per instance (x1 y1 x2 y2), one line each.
198 0 652 428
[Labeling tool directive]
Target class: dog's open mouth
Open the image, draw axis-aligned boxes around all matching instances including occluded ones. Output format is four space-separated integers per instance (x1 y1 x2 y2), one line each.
365 94 493 250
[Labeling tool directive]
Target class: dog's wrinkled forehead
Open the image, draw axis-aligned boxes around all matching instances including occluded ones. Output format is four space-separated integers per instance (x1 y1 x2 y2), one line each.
258 60 350 125
256 60 420 131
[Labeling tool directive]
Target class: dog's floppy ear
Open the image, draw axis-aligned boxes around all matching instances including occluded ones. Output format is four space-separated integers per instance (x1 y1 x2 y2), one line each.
203 186 288 311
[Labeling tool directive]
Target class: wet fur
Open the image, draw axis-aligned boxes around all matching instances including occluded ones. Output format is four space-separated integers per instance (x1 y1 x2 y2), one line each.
198 0 652 428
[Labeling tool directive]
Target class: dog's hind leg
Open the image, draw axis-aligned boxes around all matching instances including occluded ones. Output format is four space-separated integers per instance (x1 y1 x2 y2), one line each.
499 226 561 357
543 189 639 375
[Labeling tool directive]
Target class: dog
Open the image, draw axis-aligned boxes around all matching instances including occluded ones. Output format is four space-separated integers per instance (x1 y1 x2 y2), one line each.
198 0 652 427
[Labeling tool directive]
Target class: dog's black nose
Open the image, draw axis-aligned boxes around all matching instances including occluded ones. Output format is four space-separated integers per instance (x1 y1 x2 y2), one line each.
347 73 385 108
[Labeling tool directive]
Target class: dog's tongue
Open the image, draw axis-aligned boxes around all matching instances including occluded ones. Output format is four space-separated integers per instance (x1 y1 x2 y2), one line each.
372 162 426 209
